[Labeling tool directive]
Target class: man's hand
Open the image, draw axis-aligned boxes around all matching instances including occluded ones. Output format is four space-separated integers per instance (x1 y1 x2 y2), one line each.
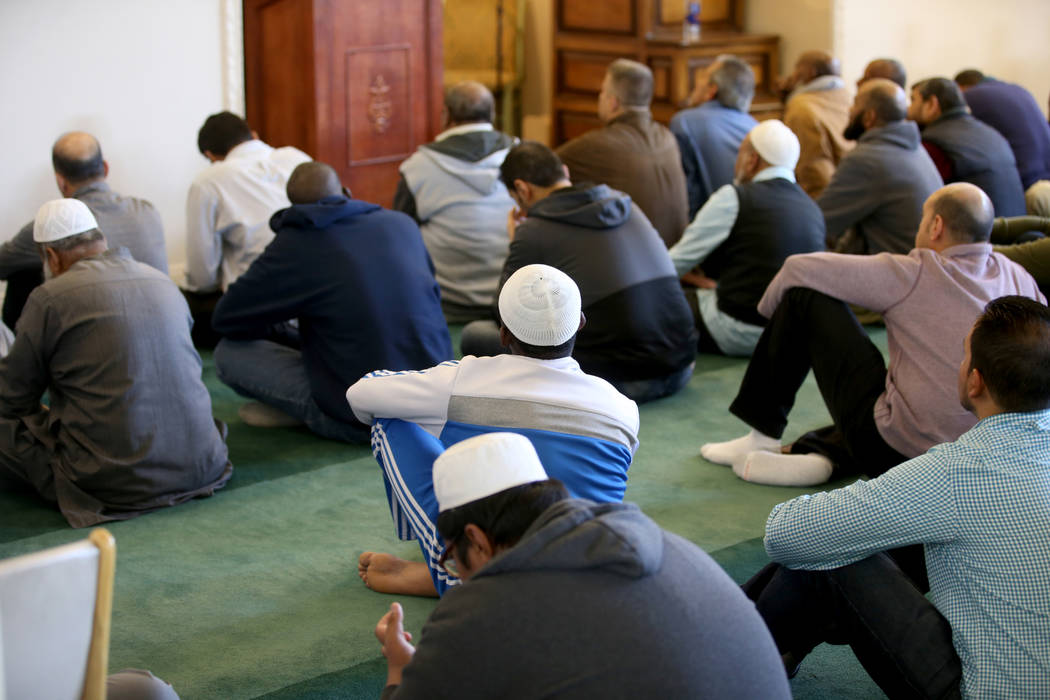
681 267 718 289
375 602 415 687
507 207 526 242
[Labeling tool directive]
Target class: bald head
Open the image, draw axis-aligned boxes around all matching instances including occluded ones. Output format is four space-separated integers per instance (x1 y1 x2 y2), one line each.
857 79 908 124
927 183 994 244
445 81 495 125
859 58 906 88
51 132 106 188
286 161 344 204
797 50 840 81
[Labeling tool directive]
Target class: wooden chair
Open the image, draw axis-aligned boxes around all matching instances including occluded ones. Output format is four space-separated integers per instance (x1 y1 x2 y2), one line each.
0 529 116 700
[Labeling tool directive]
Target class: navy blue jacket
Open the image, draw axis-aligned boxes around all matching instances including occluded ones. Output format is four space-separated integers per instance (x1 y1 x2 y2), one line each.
212 196 453 425
964 79 1050 189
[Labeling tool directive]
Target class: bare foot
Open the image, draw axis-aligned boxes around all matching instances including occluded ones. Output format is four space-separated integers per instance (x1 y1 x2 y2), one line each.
358 552 439 597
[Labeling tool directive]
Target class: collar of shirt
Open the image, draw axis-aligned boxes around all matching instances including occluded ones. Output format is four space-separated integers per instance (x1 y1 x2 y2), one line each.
790 74 845 99
938 242 993 259
224 139 274 161
752 166 796 183
72 180 112 198
436 123 494 141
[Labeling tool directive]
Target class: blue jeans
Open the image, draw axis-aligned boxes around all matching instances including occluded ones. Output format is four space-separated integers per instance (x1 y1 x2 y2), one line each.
214 339 368 444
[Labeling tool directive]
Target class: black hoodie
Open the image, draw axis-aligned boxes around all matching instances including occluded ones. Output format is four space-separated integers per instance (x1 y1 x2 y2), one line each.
500 184 697 382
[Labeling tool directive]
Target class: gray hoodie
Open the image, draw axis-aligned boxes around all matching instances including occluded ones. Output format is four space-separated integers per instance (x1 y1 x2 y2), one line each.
383 499 791 699
395 131 516 313
818 120 943 255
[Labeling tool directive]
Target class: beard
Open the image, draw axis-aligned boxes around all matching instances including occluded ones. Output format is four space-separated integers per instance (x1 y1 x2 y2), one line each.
843 112 866 141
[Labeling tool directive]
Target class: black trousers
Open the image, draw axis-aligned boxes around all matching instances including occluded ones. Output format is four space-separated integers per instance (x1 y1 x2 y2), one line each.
2 267 43 329
181 289 223 350
743 552 960 700
728 288 907 478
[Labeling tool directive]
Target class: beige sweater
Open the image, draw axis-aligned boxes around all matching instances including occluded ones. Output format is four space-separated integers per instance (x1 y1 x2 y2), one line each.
784 86 854 199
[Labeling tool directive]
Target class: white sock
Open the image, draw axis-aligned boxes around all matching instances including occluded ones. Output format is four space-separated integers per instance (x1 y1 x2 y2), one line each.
700 429 781 468
733 451 834 487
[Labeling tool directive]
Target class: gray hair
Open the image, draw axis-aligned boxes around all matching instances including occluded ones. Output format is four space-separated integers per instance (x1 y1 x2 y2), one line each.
37 228 104 255
606 58 653 108
445 81 495 124
709 55 755 112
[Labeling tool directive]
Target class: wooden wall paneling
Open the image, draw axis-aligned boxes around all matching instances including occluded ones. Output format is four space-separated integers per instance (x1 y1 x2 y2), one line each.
243 0 318 155
559 0 637 34
650 0 741 33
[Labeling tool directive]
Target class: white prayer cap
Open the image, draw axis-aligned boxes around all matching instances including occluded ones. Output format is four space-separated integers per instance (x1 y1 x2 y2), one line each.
434 433 549 512
748 119 801 170
498 264 582 346
33 199 98 243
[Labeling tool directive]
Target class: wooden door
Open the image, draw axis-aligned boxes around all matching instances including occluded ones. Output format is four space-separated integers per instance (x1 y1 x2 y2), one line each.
244 0 444 207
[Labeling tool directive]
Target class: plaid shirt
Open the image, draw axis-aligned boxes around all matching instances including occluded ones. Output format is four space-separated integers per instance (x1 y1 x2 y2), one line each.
765 410 1050 698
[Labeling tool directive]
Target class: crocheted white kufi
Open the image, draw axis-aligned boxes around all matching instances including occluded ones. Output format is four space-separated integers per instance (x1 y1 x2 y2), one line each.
498 264 581 346
434 433 549 512
748 119 801 171
33 199 98 243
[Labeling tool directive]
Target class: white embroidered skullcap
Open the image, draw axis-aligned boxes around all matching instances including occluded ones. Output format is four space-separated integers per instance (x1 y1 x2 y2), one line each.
434 433 549 512
498 264 581 346
33 199 98 243
748 119 801 170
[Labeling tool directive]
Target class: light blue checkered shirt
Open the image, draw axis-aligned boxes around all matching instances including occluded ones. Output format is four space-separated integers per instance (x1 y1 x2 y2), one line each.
765 410 1050 698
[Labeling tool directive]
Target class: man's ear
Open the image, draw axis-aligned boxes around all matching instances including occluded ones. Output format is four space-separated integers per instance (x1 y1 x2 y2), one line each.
44 246 62 276
513 179 531 204
929 213 946 242
967 366 986 402
203 150 222 163
498 324 513 349
577 312 586 333
561 164 571 182
102 160 110 178
463 523 495 559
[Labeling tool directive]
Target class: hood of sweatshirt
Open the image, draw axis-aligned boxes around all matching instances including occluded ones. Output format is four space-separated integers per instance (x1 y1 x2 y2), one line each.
416 131 516 196
858 119 922 151
525 183 632 230
269 195 381 231
475 499 664 581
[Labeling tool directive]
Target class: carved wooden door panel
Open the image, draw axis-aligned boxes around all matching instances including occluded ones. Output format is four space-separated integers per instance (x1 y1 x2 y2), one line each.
244 0 443 207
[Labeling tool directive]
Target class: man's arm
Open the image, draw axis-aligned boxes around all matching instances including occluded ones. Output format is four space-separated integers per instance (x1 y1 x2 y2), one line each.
392 175 421 225
670 118 705 217
0 294 52 417
785 104 836 198
758 250 919 317
0 222 41 280
345 362 460 433
211 243 301 339
183 181 223 292
816 155 881 246
765 449 957 570
667 184 739 276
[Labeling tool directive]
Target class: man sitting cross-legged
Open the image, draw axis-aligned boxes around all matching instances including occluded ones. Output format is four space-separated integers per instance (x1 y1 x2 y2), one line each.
372 432 792 699
211 161 452 442
743 296 1050 698
701 182 1044 487
347 265 639 597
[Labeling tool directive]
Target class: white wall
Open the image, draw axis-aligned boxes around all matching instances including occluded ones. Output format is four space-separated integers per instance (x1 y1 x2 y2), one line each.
0 0 243 278
747 0 834 79
835 0 1050 117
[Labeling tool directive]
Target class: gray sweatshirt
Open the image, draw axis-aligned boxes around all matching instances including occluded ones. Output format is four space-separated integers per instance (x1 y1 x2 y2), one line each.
383 499 790 699
818 120 943 255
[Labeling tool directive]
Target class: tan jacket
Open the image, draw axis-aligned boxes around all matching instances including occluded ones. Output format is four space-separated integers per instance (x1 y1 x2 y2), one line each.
784 86 853 198
556 111 689 246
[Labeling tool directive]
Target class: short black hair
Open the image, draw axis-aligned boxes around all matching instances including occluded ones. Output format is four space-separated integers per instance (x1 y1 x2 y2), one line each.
969 296 1050 413
436 478 569 563
913 77 966 113
931 189 993 243
499 141 566 190
954 69 985 88
197 111 254 157
52 138 105 184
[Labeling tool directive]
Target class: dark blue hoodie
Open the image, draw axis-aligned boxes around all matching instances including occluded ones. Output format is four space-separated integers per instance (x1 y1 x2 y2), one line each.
212 196 453 426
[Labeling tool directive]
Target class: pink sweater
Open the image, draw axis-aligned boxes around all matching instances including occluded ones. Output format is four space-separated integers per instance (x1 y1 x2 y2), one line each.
759 243 1045 457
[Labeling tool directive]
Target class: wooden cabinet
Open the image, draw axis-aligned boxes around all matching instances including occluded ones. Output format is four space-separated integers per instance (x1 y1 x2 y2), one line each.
553 0 781 145
243 0 444 207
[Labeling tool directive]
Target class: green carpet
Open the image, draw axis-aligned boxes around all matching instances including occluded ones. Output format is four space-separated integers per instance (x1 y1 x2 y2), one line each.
0 329 890 699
